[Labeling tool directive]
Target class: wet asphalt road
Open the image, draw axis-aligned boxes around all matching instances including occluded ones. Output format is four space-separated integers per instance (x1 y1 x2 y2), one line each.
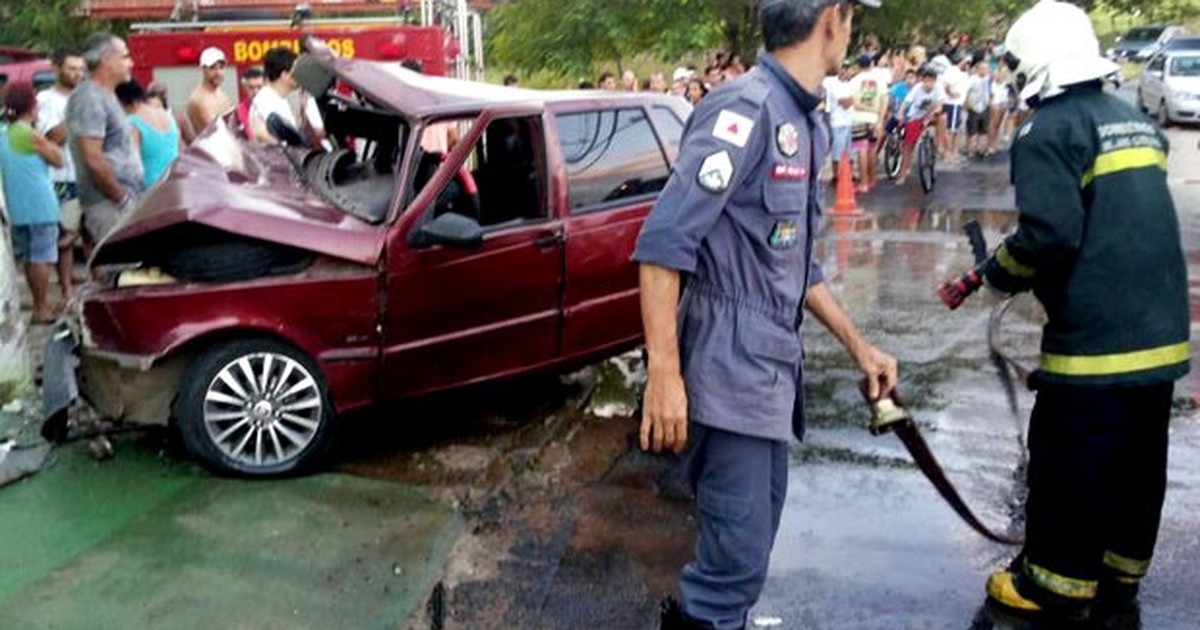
747 113 1200 629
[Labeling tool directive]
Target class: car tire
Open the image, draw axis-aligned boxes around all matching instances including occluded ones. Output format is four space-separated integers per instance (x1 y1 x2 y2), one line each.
176 338 337 477
1157 100 1173 128
159 239 314 283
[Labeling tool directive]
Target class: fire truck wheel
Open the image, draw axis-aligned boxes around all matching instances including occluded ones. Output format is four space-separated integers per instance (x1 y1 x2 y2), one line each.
176 338 338 477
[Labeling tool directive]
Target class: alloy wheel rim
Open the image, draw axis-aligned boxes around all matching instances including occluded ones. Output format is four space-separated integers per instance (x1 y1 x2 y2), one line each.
203 352 323 468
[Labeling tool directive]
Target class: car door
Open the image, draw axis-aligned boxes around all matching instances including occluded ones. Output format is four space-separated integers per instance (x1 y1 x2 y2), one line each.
380 109 564 397
1145 56 1167 110
557 102 685 358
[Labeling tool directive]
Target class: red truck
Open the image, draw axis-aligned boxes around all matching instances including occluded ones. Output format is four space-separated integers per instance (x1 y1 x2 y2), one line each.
0 47 54 92
45 44 690 477
81 0 485 112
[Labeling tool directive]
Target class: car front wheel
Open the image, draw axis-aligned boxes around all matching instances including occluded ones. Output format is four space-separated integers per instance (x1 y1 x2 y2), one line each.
176 339 337 477
1158 100 1172 128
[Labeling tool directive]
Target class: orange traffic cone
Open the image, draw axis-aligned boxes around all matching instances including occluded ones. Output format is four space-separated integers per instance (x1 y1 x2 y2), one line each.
833 151 861 216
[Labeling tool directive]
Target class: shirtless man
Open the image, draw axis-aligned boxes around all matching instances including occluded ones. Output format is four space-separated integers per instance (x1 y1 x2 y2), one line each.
185 47 231 135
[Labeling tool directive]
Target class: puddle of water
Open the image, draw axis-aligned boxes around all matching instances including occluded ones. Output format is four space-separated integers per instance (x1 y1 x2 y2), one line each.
580 352 644 419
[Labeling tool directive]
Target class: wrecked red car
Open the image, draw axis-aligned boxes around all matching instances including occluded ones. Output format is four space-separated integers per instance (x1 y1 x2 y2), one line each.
46 46 688 476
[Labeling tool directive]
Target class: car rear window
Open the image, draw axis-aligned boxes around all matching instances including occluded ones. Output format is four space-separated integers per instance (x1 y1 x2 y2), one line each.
1126 27 1165 41
556 108 671 213
1167 37 1200 51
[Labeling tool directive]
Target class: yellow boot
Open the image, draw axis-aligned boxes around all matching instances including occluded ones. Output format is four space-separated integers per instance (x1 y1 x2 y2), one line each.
986 571 1042 614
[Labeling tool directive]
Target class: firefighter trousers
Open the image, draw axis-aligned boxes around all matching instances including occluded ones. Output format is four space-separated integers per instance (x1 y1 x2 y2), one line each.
1020 380 1174 603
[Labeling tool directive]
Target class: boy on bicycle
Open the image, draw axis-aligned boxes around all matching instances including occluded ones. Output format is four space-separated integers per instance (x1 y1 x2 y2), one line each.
895 66 943 185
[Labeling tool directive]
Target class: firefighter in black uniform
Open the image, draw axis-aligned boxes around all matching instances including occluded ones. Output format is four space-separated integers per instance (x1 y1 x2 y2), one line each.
938 0 1190 622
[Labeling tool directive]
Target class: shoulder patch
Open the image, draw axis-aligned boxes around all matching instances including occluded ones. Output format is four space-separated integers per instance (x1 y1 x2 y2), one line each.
697 150 735 193
712 110 755 148
1017 120 1034 140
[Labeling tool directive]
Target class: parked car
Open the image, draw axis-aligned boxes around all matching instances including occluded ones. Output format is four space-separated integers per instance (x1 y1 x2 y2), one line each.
44 43 692 477
1109 25 1187 61
1139 52 1200 127
0 46 54 92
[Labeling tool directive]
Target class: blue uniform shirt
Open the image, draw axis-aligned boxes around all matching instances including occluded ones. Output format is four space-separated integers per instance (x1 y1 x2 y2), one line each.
633 53 829 443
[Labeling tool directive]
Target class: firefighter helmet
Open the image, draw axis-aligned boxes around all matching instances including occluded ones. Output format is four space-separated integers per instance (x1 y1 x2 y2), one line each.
1004 0 1118 104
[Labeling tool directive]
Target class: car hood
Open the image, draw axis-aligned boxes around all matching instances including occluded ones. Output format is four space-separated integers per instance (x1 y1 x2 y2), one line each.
94 117 384 267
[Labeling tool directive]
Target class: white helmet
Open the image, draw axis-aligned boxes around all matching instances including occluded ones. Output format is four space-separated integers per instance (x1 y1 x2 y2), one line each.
1004 0 1118 104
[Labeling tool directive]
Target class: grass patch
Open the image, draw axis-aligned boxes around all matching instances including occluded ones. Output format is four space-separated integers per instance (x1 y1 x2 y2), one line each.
0 380 20 407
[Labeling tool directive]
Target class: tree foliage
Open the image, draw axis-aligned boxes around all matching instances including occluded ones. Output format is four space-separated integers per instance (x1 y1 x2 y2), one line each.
0 0 116 52
488 0 723 79
489 0 1200 81
1099 0 1200 22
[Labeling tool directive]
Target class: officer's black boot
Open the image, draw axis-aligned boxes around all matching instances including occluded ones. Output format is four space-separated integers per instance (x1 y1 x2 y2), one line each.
659 597 733 630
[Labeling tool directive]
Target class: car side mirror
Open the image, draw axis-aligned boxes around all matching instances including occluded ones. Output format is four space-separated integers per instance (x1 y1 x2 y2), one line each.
267 113 309 148
410 213 484 249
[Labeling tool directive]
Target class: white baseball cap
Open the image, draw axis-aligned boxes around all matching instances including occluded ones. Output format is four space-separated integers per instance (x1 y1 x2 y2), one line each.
199 47 227 68
672 67 694 83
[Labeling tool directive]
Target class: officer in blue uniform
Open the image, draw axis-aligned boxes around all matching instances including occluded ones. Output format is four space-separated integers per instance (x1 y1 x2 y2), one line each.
634 1 895 628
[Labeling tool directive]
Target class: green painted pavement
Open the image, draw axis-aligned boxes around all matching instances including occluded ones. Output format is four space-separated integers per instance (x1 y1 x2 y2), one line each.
0 439 461 630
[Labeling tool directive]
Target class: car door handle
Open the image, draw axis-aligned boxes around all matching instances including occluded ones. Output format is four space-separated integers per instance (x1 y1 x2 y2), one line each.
534 232 564 251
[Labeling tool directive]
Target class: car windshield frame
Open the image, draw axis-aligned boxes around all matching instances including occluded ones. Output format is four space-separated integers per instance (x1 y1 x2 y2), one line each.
1169 55 1200 77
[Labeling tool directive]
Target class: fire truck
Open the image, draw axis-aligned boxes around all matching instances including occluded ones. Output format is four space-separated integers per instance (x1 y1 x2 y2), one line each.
82 0 485 110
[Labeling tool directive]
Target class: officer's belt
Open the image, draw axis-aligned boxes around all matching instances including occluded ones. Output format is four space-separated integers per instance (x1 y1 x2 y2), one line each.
684 280 802 329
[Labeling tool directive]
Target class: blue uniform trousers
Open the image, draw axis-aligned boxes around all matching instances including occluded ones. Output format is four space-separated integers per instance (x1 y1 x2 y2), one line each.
1020 381 1173 603
680 423 789 629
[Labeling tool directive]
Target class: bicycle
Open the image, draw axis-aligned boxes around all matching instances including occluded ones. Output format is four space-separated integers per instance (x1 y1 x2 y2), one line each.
894 114 937 193
916 119 937 194
882 119 903 180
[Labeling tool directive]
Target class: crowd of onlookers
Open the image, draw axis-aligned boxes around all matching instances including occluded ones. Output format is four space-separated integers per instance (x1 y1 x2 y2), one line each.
584 50 749 107
0 31 316 325
586 37 1030 192
821 36 1030 190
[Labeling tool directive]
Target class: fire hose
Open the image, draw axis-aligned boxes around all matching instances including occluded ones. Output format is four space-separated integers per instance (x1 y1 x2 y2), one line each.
868 219 1031 546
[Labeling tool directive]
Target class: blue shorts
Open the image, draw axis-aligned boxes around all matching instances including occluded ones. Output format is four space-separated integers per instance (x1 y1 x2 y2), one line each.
11 223 59 264
943 104 965 131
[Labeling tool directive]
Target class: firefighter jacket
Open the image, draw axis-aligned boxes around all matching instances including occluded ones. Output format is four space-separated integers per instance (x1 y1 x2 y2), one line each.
983 82 1190 387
